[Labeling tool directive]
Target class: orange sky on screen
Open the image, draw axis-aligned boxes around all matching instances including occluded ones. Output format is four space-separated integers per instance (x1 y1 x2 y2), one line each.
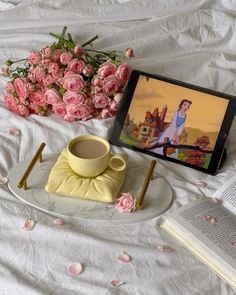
128 76 228 132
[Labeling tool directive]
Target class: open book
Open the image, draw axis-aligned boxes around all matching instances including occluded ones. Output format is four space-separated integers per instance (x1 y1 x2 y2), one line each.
161 175 236 290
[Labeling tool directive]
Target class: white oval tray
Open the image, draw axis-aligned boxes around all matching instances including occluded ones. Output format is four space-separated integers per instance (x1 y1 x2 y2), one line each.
8 154 173 225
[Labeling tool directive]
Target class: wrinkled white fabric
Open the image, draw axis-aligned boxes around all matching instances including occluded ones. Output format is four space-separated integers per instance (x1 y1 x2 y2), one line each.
0 1 236 294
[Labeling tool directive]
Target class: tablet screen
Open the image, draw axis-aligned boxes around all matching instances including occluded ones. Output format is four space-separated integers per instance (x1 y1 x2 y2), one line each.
111 71 236 174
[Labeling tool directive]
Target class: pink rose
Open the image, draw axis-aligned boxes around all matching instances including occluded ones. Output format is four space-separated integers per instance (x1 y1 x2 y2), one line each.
97 61 116 78
29 90 46 106
66 104 92 120
115 192 136 213
83 64 94 77
103 75 121 96
44 89 62 105
116 63 131 84
33 66 46 82
125 48 135 58
67 58 86 74
42 74 56 86
93 93 110 108
74 44 85 57
5 94 18 112
51 49 64 62
16 104 30 117
92 77 102 87
62 74 84 92
39 59 51 67
60 52 73 65
63 91 85 104
63 113 77 122
52 103 67 117
13 78 28 102
28 51 41 65
52 69 63 81
48 62 60 75
42 47 52 59
5 82 15 94
99 108 113 119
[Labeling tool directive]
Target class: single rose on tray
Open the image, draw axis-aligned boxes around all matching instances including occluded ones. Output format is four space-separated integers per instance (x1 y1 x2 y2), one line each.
1 26 134 122
115 192 137 213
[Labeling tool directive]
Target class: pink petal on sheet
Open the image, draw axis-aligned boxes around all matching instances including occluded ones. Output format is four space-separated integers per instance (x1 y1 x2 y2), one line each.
117 252 131 263
111 280 125 287
0 177 8 185
22 219 36 231
203 215 211 221
209 197 222 205
68 262 83 276
9 128 20 136
157 245 173 252
209 217 217 224
53 218 65 226
230 241 236 247
196 181 208 188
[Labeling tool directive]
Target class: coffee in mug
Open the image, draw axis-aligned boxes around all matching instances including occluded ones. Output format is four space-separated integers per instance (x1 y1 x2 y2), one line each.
67 135 127 177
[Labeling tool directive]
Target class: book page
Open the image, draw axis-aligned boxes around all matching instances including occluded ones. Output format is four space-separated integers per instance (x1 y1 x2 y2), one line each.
166 198 236 270
213 174 236 214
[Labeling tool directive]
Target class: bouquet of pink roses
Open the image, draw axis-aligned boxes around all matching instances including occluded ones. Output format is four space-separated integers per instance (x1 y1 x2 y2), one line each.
1 26 134 121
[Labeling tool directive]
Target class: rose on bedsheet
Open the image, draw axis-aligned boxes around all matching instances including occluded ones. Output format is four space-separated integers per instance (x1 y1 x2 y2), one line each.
1 26 134 121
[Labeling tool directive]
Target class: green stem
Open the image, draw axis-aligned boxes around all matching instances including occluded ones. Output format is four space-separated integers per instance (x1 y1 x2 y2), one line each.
49 32 60 40
82 35 98 47
58 26 67 45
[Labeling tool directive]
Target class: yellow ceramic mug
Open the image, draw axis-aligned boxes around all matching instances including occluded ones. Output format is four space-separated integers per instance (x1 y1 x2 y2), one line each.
67 135 127 177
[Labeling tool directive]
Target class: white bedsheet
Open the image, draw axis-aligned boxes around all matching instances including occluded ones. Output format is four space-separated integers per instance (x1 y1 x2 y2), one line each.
0 1 236 294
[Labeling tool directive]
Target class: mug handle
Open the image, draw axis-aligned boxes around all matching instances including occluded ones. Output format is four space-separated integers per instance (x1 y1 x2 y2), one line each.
109 154 128 172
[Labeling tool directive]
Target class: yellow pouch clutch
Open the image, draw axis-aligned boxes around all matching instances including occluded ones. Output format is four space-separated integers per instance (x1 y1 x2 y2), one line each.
45 149 127 203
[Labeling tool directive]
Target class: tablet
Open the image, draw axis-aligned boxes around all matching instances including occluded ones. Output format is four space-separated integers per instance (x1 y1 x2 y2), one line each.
110 70 236 175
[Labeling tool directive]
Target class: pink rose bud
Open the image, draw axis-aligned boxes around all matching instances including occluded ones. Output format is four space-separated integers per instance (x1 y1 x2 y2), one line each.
1 67 9 77
74 44 85 57
125 48 134 58
83 64 94 77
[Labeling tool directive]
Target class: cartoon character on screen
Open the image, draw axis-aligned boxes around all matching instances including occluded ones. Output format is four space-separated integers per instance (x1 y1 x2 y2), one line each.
149 99 192 158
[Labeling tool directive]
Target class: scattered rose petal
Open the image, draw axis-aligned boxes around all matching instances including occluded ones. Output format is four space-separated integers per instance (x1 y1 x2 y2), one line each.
157 245 173 252
209 217 217 224
9 128 20 136
209 197 222 205
117 252 131 263
0 177 8 185
68 262 83 276
22 219 36 231
203 215 211 221
53 218 65 226
230 241 236 247
111 280 125 287
196 181 208 188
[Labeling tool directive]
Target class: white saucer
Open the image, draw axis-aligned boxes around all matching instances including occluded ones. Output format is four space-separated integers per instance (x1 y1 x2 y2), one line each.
7 154 173 225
